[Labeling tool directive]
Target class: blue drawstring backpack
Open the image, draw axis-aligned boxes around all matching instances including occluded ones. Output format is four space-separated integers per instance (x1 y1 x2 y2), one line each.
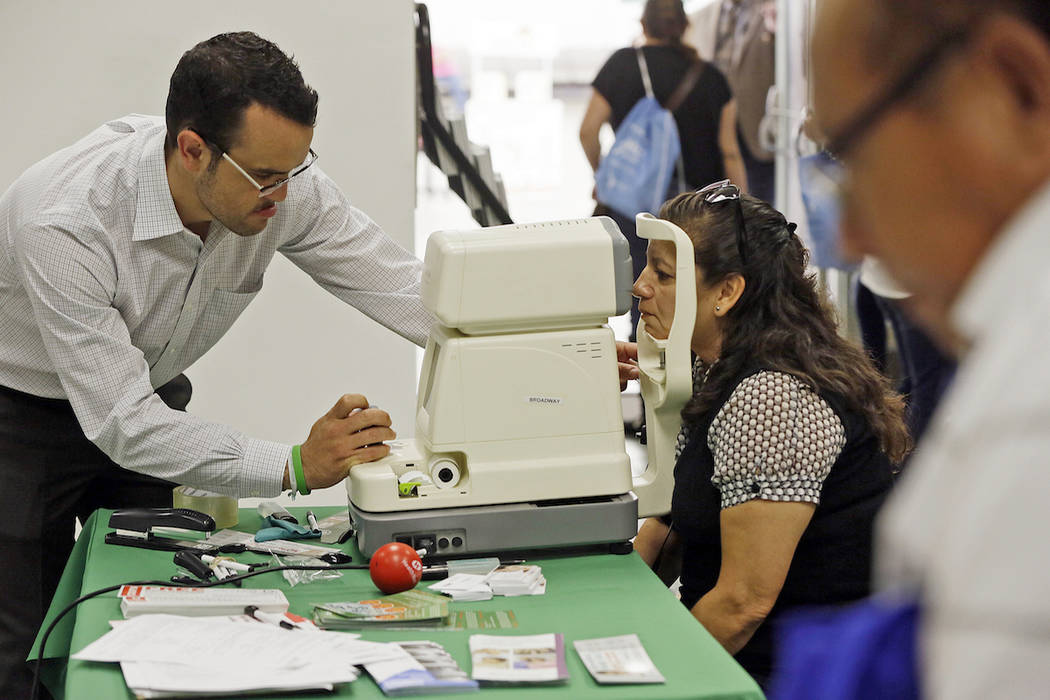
596 49 697 218
768 594 921 700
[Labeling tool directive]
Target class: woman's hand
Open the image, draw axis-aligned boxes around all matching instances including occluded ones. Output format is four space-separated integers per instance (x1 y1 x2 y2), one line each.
616 341 639 390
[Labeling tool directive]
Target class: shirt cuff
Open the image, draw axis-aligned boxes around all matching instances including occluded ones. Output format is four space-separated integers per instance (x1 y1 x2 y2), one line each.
719 476 824 509
239 438 294 498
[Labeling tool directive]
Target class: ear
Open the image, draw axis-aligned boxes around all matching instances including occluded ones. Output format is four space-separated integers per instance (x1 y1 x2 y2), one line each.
174 129 214 175
977 15 1050 151
713 274 746 317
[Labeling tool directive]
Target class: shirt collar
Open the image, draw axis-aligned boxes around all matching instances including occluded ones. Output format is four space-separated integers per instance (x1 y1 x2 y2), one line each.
951 178 1050 344
133 129 187 242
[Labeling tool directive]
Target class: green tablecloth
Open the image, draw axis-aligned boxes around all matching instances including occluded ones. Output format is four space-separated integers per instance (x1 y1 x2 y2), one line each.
31 507 764 699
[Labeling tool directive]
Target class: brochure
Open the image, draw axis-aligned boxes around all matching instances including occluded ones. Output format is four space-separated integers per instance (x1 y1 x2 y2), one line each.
365 640 478 696
469 633 568 684
573 633 665 684
313 590 448 629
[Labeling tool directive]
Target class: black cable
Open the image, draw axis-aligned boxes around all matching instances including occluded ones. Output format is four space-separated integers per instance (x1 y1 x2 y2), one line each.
30 562 369 700
650 519 680 588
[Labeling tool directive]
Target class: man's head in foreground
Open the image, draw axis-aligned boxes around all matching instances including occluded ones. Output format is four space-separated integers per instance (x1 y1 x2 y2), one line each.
811 0 1050 349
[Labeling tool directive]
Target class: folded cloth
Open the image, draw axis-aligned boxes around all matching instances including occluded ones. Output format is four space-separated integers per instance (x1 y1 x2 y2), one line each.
255 515 323 542
768 593 920 700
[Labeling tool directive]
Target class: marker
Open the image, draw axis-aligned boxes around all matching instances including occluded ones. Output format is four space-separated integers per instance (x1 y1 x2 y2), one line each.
244 605 298 630
306 510 320 532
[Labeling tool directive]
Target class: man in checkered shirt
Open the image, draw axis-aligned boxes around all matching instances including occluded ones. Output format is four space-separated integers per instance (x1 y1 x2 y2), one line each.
0 32 433 696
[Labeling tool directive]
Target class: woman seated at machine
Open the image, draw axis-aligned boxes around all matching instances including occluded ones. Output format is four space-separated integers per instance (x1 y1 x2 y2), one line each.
626 182 909 686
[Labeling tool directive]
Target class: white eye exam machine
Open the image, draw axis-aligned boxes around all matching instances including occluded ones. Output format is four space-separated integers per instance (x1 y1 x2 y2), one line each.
347 215 696 558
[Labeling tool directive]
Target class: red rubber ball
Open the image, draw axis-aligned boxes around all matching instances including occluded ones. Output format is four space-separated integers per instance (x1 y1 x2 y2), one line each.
369 542 423 594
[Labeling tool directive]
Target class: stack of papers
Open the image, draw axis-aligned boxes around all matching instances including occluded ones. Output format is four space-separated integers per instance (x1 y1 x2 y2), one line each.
469 633 568 684
313 590 449 629
573 634 665 684
428 564 545 601
118 585 288 618
428 574 493 601
364 640 478 696
484 565 546 596
73 613 403 696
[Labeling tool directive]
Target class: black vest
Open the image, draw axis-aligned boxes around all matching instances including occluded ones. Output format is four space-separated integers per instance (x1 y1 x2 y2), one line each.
671 366 895 679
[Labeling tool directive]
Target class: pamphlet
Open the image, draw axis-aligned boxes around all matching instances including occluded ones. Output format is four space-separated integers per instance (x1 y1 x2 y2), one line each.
364 640 478 696
469 633 568 684
313 590 448 629
573 634 665 684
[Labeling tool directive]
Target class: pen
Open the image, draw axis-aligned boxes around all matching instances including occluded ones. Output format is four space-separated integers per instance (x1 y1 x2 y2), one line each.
244 605 298 630
306 510 319 532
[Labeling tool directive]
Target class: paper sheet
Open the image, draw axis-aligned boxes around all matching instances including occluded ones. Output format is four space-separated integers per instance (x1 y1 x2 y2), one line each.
74 614 403 669
120 660 356 695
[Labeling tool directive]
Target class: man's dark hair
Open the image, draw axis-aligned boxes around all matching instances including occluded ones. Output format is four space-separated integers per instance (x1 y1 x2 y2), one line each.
165 32 319 158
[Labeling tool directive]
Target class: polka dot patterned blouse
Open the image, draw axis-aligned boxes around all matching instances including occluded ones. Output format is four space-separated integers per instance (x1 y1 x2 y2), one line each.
707 370 846 509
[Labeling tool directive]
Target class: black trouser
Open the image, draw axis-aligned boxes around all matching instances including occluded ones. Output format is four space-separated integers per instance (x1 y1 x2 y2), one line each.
0 376 190 699
854 281 957 447
870 293 956 447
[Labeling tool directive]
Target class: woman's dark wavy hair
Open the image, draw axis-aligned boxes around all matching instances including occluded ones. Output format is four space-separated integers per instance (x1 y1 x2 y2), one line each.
642 0 700 62
165 32 318 164
659 191 911 464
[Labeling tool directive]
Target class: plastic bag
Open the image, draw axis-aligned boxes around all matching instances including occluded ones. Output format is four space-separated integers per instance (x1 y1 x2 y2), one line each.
272 553 343 587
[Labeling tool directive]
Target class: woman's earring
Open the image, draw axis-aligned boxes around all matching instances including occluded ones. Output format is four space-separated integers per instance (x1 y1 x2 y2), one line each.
715 305 721 312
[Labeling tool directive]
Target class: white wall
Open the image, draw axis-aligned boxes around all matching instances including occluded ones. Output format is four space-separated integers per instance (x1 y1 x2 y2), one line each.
0 1 419 506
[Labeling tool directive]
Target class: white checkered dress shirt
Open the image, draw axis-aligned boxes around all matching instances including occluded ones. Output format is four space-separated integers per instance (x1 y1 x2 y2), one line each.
0 115 432 498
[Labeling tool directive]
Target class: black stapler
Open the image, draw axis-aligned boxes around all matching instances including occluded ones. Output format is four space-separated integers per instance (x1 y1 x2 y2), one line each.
105 507 217 552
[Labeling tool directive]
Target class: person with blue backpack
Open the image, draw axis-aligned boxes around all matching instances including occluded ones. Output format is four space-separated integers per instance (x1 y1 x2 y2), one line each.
580 0 748 341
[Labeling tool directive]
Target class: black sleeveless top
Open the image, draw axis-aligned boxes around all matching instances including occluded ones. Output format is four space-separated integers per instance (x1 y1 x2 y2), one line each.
671 365 896 679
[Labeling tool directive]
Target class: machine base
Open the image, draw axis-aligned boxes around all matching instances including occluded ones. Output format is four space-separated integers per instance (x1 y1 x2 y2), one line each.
349 493 638 559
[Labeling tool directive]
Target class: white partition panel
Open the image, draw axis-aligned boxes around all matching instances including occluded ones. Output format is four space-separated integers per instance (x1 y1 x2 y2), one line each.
0 1 419 505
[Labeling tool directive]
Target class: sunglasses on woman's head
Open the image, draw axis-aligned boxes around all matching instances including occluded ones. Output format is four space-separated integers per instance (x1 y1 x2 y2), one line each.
696 179 748 264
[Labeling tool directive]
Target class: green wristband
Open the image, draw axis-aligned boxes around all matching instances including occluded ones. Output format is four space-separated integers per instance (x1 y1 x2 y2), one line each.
291 444 310 495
